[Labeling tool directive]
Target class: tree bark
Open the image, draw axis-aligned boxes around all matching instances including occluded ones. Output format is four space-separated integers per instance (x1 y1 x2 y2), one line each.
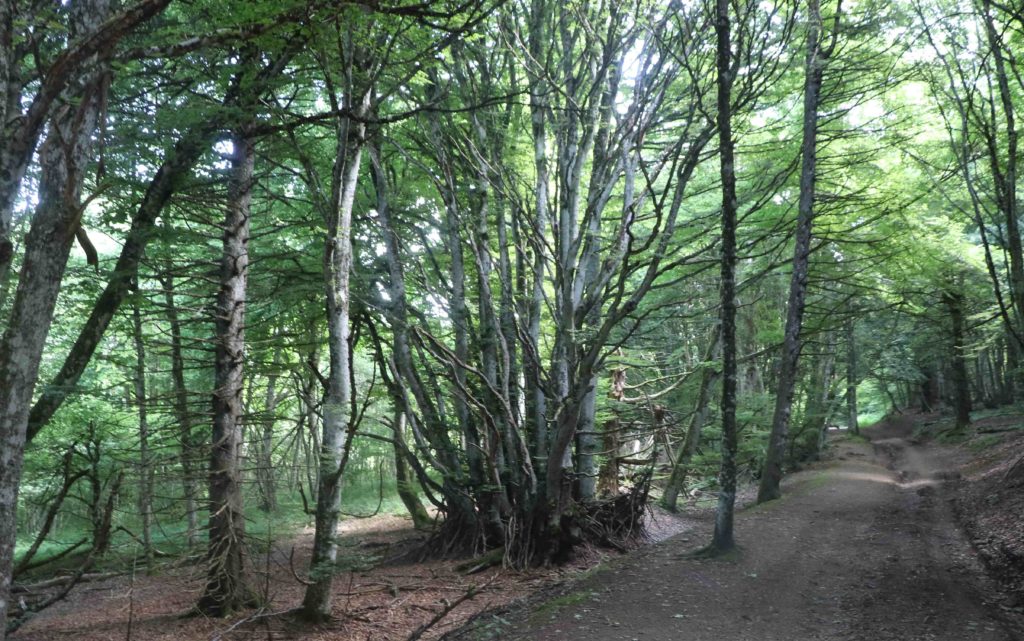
758 0 829 504
130 283 154 568
525 0 550 468
663 330 720 512
160 271 200 547
196 127 256 617
256 345 281 513
846 318 859 434
391 411 432 530
944 288 972 431
712 0 739 554
300 89 368 621
0 1 112 630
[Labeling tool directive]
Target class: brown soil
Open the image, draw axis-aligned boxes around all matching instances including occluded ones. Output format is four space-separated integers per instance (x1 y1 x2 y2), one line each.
451 415 1024 641
10 502 691 641
13 414 1024 641
953 414 1024 603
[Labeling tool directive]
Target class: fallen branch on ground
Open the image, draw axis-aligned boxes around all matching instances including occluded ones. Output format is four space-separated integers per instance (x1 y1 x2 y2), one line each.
12 569 120 593
405 573 499 641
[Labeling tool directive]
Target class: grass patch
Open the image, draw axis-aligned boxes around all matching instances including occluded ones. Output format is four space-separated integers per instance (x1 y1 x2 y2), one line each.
531 590 592 621
911 417 970 444
858 410 888 427
966 434 1004 453
970 405 1024 422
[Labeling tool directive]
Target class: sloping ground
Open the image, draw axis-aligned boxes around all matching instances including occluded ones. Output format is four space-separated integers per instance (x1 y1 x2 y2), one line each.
448 416 1024 641
948 411 1024 606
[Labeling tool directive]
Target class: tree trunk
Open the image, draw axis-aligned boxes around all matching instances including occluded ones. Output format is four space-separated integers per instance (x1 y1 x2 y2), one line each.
257 345 281 513
981 0 1024 348
801 345 835 461
130 283 154 568
161 270 200 548
711 0 739 554
391 411 432 530
758 0 827 504
525 0 550 468
300 93 368 621
597 417 621 497
846 318 859 433
663 330 720 512
196 127 256 617
944 289 972 431
0 1 112 630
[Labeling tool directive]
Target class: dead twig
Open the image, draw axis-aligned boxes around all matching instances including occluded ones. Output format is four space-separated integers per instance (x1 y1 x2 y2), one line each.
210 607 300 641
405 573 499 641
288 546 315 586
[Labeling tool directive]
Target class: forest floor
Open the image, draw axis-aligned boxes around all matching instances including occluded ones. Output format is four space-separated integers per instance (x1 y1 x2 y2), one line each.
12 412 1024 641
449 413 1024 641
10 475 694 641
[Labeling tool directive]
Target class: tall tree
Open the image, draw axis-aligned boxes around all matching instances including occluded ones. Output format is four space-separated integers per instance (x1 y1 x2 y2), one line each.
0 1 129 632
196 125 257 617
299 20 372 620
130 282 154 567
758 0 839 503
711 0 740 554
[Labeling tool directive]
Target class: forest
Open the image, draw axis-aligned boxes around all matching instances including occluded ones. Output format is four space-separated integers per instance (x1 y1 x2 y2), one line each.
1 0 1023 638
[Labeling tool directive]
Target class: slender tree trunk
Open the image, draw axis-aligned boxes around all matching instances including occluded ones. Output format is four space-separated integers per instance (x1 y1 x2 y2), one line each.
526 0 550 468
1005 337 1019 402
0 1 111 628
300 96 367 620
758 0 828 504
130 283 154 568
981 0 1024 346
846 318 859 434
663 330 720 511
576 380 600 500
944 289 972 431
391 411 431 529
196 127 256 617
711 0 739 554
802 345 835 460
597 417 621 496
161 271 200 547
257 346 281 512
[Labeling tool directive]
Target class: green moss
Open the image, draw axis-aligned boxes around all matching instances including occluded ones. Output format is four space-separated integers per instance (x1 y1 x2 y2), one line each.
530 590 592 622
682 544 743 562
966 434 1003 452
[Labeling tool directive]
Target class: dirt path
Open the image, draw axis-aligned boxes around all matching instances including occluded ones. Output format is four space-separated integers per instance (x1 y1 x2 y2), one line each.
495 417 1022 641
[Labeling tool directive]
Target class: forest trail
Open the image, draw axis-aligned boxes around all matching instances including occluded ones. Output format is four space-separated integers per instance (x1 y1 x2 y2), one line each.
504 417 1022 641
